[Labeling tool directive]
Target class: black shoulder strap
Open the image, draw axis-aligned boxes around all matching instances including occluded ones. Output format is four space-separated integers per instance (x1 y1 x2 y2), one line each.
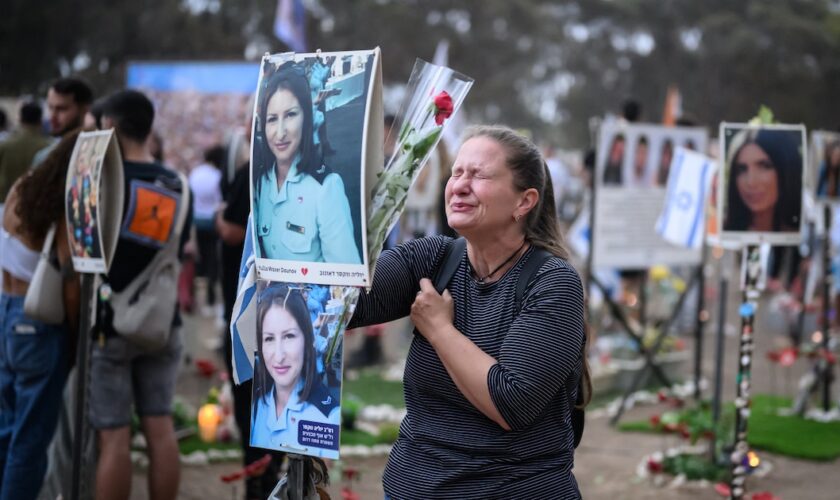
514 247 552 311
432 237 467 294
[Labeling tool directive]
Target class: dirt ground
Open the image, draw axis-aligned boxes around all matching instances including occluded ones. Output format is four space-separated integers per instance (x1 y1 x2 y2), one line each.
130 276 840 499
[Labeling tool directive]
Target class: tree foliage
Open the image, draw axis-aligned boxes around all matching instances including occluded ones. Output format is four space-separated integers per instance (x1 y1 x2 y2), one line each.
2 0 839 147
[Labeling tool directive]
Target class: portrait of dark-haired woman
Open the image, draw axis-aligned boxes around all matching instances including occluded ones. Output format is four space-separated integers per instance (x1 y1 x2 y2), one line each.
252 62 361 264
724 128 802 233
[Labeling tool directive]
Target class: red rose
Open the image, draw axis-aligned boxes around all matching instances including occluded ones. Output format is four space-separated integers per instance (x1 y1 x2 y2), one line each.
646 458 663 474
220 471 244 483
433 91 454 125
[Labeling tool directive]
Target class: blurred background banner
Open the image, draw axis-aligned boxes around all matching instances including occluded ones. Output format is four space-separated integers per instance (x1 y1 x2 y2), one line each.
126 61 257 173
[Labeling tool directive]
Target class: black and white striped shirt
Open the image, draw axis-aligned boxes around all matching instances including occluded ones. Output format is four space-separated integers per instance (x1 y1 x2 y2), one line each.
350 236 585 499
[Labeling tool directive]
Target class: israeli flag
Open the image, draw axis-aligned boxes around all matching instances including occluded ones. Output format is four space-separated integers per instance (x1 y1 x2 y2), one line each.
230 215 257 384
655 147 717 249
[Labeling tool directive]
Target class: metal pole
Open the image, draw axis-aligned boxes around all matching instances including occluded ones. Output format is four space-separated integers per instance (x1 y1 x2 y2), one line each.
71 274 95 500
585 170 597 324
823 205 834 411
710 277 728 461
730 246 760 500
695 244 708 400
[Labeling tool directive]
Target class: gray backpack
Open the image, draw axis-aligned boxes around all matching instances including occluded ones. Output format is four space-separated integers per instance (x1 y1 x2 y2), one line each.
108 171 190 350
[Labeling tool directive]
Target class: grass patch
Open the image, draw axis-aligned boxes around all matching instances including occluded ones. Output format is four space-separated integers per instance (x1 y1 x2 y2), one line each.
342 369 404 408
340 427 395 446
178 433 242 455
618 394 840 462
618 420 661 433
663 453 729 482
748 395 840 461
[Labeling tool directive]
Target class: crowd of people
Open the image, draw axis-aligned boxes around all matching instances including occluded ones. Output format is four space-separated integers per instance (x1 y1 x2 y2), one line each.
0 73 591 500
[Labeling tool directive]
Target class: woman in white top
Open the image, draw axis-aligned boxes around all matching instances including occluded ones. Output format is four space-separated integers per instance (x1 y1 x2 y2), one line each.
0 129 80 499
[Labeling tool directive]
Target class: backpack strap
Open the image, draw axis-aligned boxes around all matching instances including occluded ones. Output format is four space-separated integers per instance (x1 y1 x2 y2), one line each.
514 247 552 311
432 237 466 294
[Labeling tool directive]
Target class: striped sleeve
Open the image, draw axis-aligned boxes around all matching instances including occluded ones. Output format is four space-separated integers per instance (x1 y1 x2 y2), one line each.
348 235 450 328
487 261 585 430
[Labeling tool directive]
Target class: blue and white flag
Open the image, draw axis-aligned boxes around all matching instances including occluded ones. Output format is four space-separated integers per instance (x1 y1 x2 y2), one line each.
655 147 717 249
230 215 257 384
274 0 307 53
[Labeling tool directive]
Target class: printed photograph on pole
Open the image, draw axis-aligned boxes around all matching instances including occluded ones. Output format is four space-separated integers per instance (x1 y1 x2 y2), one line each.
249 280 353 460
64 129 124 273
718 123 806 246
811 130 840 201
250 50 382 287
593 121 709 269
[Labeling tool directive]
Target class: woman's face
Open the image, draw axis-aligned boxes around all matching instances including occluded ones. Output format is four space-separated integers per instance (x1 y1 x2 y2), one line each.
445 137 523 235
734 142 779 216
261 304 306 392
264 88 304 166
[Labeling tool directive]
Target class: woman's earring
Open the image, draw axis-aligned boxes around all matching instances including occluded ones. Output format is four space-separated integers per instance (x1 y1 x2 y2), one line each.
514 214 522 222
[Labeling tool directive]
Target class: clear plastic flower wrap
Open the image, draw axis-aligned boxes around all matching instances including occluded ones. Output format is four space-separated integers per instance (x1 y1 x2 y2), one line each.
366 59 473 272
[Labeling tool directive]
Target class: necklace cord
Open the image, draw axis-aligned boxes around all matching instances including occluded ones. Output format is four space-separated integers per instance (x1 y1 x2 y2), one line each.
473 241 528 283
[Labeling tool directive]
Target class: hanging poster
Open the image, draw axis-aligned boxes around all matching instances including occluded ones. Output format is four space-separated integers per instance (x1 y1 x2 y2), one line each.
64 129 124 273
811 130 840 201
250 49 383 287
593 121 708 269
718 123 805 246
249 280 355 460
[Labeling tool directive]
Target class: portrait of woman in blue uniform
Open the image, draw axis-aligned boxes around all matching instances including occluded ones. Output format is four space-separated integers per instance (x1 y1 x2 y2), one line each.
250 283 340 457
252 61 361 264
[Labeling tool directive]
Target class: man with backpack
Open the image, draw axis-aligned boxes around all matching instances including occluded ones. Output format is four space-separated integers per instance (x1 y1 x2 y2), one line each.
89 90 191 500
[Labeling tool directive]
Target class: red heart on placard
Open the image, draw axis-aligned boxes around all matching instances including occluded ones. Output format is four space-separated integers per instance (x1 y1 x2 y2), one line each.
301 267 308 276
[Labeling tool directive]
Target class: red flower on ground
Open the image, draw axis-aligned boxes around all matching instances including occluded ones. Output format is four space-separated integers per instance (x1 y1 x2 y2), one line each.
220 471 244 483
343 466 359 481
195 358 217 378
646 458 663 474
341 486 361 500
779 347 798 367
649 414 661 427
244 454 272 477
751 492 780 500
714 483 731 497
433 91 454 125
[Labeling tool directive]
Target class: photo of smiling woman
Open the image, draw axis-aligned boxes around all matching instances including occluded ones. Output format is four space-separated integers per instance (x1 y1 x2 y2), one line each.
722 126 803 240
250 282 341 458
251 60 361 264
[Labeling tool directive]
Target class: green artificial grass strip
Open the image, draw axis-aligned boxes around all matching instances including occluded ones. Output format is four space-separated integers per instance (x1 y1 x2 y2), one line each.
340 427 394 446
748 395 840 462
617 394 840 461
178 433 242 456
342 369 405 408
617 420 660 433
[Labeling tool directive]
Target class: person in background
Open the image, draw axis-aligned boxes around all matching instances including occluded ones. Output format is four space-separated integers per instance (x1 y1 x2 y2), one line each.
32 78 93 167
190 145 224 314
0 102 51 205
1 130 81 500
89 90 190 500
0 109 9 142
148 131 165 163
